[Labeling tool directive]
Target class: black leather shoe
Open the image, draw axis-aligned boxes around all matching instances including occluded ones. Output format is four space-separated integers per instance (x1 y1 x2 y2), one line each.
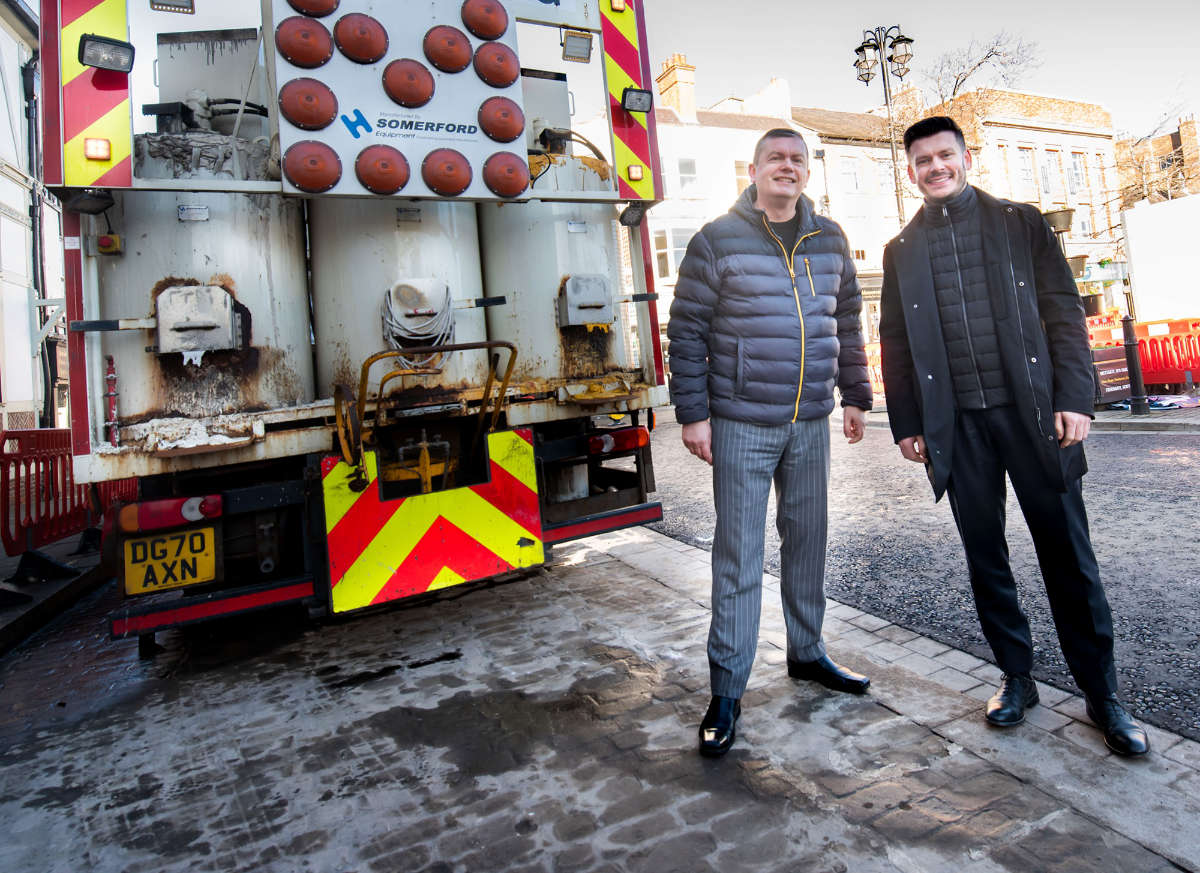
698 695 740 757
787 655 870 694
985 673 1039 726
1086 695 1150 757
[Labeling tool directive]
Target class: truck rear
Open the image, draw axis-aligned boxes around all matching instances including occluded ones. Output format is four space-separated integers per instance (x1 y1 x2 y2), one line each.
41 0 668 648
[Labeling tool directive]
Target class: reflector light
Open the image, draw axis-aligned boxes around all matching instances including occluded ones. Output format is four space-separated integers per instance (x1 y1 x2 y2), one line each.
627 164 644 181
473 41 519 88
334 13 389 64
117 495 223 533
482 151 528 197
424 25 473 73
587 427 650 455
356 144 410 194
478 96 525 143
275 17 334 69
610 0 627 10
383 58 435 108
279 77 339 130
284 140 342 192
461 0 509 40
288 0 339 15
84 138 111 161
422 148 472 196
78 34 135 73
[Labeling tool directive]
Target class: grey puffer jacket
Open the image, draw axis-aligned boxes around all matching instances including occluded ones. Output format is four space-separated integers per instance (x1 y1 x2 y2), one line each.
667 187 872 425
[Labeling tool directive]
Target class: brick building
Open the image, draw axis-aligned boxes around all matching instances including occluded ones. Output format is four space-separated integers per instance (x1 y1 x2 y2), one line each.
1115 116 1200 208
648 55 910 343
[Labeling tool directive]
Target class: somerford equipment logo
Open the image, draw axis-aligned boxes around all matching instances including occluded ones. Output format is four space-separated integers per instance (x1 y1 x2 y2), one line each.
340 108 479 140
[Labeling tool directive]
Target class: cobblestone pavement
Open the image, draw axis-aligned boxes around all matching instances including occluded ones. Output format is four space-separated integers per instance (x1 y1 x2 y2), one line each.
2 528 1199 872
649 413 1200 741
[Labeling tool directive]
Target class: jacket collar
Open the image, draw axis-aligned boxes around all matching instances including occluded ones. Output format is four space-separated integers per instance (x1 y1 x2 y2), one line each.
734 185 818 236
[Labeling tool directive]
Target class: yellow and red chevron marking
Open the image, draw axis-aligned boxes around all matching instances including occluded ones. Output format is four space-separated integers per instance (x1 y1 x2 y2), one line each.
600 0 661 201
60 0 132 187
321 429 544 614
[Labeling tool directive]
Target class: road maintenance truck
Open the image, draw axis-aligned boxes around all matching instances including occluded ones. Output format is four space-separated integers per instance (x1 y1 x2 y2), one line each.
41 0 668 649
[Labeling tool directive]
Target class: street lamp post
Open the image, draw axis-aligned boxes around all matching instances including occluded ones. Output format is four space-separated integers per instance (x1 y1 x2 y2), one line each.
853 26 914 225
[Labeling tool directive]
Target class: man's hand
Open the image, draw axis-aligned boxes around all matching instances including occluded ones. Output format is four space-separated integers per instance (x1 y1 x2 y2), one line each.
1055 411 1091 447
681 419 713 465
843 407 866 444
898 435 928 464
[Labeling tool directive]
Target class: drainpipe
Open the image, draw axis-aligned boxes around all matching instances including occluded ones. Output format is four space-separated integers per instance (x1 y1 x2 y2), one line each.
22 51 52 427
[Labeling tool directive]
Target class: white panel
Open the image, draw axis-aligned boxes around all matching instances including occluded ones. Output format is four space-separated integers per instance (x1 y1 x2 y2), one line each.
1 280 34 402
269 0 528 201
1123 197 1200 322
505 0 598 29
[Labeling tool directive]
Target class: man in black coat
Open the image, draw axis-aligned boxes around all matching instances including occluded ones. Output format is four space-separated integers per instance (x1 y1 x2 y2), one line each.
879 116 1148 757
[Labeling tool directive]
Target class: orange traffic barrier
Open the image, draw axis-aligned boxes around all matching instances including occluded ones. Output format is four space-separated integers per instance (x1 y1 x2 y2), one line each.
0 429 136 556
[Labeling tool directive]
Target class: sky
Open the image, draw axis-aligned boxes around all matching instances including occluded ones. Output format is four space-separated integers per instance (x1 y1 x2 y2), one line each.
641 0 1199 138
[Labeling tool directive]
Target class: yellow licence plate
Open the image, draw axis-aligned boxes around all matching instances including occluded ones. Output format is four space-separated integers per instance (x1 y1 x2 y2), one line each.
123 527 217 595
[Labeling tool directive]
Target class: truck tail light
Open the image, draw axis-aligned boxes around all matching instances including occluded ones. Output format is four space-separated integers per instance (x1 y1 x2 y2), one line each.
587 426 650 455
117 496 223 533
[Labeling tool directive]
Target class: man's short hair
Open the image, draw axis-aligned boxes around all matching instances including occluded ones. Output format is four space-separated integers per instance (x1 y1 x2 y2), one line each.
753 128 808 164
903 116 965 154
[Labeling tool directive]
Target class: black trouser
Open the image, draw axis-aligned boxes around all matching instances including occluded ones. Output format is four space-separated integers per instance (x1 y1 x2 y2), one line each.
945 405 1117 702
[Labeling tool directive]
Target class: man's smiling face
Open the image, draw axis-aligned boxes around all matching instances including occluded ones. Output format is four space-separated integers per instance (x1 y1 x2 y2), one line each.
907 130 972 202
749 136 809 205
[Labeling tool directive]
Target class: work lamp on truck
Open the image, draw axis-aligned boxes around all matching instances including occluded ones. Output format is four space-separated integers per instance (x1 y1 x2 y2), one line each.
78 34 135 73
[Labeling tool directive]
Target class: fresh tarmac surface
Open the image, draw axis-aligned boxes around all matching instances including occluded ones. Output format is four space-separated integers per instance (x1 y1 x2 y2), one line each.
648 413 1200 742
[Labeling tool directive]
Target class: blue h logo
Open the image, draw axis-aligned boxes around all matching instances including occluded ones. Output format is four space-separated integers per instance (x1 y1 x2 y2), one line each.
341 109 371 139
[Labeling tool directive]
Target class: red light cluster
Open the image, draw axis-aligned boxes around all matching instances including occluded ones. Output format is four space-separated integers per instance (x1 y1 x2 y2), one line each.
277 1 527 199
288 0 339 16
275 17 334 68
284 141 342 192
278 77 338 130
334 13 389 63
383 58 435 108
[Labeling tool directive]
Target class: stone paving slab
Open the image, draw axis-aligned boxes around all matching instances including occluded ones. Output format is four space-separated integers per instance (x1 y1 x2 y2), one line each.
0 526 1196 873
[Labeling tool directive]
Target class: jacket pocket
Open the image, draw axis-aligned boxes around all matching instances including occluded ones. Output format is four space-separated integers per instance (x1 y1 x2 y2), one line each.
735 338 746 395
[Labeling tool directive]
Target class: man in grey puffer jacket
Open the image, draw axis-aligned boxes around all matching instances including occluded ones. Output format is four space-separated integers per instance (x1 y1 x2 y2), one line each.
668 128 873 757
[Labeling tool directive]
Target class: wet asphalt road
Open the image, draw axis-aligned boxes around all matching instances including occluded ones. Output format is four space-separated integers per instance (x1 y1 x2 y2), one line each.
647 412 1200 741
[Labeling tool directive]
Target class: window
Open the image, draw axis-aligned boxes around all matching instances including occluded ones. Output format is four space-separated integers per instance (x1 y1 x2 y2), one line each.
653 225 699 279
734 160 751 195
1078 216 1092 236
841 157 860 191
1017 147 1037 200
677 158 698 193
852 249 866 261
1070 153 1087 196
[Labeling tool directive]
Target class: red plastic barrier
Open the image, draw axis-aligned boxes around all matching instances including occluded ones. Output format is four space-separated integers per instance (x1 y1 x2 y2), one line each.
1134 320 1200 385
0 429 136 556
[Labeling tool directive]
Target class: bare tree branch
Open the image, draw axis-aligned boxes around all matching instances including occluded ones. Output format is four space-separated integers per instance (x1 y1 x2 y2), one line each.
921 31 1042 105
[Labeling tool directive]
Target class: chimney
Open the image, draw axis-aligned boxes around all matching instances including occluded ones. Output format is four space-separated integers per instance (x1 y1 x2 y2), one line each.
656 53 696 123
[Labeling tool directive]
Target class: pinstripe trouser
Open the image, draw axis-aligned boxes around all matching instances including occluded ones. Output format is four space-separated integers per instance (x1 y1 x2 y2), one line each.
709 415 831 699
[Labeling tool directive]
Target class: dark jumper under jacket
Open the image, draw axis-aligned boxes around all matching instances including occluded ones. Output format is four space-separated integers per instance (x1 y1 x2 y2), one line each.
667 187 872 426
878 186 1094 501
926 185 1011 409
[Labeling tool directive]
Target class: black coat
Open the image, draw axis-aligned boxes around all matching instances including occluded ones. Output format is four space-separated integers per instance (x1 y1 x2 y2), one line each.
878 187 1093 500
